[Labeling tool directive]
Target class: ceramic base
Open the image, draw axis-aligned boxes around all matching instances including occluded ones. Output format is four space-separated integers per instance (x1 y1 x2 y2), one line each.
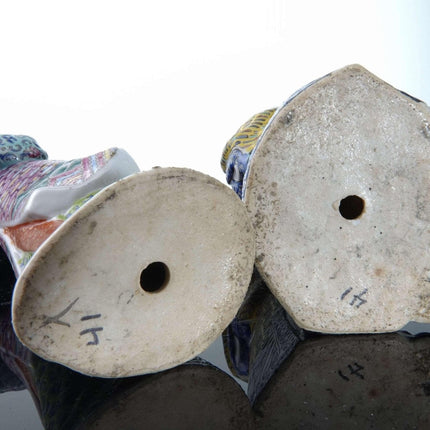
12 167 255 377
244 65 430 333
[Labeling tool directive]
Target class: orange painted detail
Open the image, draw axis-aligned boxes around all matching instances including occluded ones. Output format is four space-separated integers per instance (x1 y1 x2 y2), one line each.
4 219 64 252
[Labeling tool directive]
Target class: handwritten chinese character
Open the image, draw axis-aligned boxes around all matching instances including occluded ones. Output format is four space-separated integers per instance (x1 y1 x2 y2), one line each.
79 314 103 345
340 288 368 308
40 297 79 328
338 362 365 381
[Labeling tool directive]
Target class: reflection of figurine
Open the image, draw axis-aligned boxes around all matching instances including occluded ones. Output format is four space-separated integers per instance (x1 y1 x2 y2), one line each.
253 332 430 429
221 65 430 334
222 267 430 427
0 305 255 430
223 269 305 403
0 136 255 378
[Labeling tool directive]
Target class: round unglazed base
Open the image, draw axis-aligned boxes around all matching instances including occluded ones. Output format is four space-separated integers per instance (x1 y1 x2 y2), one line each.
12 167 255 377
244 64 430 333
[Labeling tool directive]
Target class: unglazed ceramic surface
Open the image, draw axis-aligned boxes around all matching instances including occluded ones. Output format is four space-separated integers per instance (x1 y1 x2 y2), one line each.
222 65 430 333
12 168 255 377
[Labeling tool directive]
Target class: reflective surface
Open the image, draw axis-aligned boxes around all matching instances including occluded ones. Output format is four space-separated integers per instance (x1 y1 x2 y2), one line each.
0 303 253 430
2 309 430 428
253 333 430 429
2 249 430 429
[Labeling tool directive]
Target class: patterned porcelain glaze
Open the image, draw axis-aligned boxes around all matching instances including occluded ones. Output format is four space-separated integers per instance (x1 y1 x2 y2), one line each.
0 135 139 275
220 110 276 198
222 270 305 403
220 78 323 199
0 135 48 169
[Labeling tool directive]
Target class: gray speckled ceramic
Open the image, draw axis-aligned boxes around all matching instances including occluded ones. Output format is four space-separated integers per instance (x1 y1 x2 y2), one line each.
223 65 430 333
12 168 255 377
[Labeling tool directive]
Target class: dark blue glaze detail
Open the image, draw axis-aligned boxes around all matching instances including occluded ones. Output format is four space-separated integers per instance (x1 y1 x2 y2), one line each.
0 135 48 169
225 148 252 199
224 317 252 379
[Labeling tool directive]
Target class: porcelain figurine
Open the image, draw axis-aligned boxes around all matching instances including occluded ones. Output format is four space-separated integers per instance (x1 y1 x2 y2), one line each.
0 135 140 275
221 64 430 334
0 136 255 377
223 269 305 404
221 109 276 199
0 304 254 430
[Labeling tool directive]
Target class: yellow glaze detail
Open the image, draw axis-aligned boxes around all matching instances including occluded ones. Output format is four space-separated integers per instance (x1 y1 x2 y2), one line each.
220 108 276 172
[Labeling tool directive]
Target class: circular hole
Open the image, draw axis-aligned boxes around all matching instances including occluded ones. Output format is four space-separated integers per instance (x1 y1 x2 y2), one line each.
339 195 365 220
140 262 170 293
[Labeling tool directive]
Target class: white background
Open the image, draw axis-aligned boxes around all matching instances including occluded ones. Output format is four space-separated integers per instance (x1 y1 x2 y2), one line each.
0 1 429 428
1 0 429 183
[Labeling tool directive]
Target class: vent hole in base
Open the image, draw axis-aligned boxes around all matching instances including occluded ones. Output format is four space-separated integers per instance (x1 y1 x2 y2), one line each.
339 195 365 220
140 262 170 293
